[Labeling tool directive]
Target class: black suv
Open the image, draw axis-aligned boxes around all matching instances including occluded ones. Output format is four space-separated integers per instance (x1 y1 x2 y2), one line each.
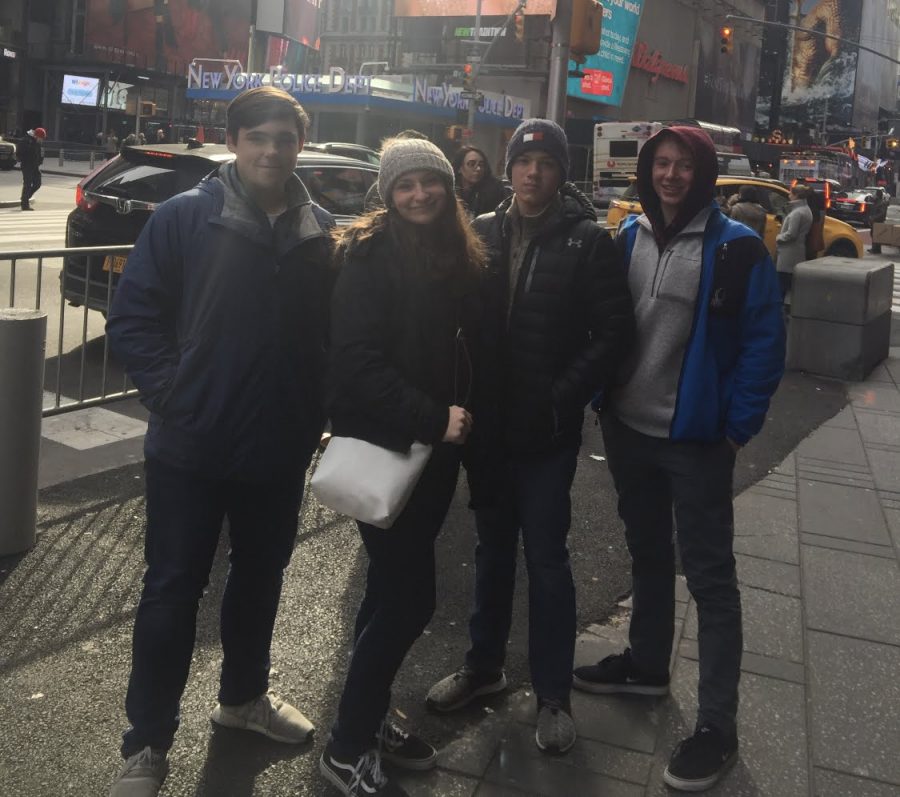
63 142 378 313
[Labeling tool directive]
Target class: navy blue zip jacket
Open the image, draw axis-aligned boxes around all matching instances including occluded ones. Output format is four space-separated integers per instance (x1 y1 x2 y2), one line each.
106 164 335 481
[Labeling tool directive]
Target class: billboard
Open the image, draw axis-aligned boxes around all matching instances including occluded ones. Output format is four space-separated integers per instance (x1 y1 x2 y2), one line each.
566 0 644 107
84 0 251 69
779 0 862 130
61 74 100 106
394 0 555 16
257 0 320 49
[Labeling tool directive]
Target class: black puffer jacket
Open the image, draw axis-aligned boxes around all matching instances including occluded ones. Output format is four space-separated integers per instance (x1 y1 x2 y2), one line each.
474 184 634 455
326 225 485 454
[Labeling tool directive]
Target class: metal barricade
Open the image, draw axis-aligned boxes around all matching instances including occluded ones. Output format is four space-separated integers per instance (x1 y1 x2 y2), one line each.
0 244 138 416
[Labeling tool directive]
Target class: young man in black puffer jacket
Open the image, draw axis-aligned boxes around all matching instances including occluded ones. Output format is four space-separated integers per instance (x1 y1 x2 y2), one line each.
427 118 635 754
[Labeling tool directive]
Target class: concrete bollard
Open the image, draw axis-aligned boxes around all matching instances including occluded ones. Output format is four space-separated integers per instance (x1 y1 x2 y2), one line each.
89 150 95 170
0 309 47 556
58 149 64 166
787 257 894 380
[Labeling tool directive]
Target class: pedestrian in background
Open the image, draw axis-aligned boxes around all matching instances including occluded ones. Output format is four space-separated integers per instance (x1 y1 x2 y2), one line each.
452 144 511 218
427 118 634 755
105 130 119 159
16 127 46 211
776 183 814 300
320 138 489 797
573 127 785 792
726 185 767 237
106 87 335 797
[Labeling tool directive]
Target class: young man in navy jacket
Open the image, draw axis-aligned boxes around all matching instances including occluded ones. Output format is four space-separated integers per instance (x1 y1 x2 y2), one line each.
574 127 785 792
106 87 334 796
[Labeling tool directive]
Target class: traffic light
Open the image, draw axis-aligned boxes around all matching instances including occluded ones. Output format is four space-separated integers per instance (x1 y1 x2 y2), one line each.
140 100 156 117
570 0 602 57
888 138 899 150
463 63 474 92
514 13 525 43
719 26 733 55
446 125 463 142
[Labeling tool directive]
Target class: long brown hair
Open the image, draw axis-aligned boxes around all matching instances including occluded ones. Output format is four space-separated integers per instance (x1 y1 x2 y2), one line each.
333 182 487 280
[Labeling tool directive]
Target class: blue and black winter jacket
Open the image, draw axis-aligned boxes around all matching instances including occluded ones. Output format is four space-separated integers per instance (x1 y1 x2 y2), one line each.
615 206 785 445
106 166 335 481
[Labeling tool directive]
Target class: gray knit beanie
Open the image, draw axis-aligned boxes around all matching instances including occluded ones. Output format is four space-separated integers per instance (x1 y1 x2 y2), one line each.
505 118 569 181
378 138 455 206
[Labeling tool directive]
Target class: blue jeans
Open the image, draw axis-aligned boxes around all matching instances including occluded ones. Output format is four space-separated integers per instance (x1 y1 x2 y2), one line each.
602 415 741 736
465 441 580 704
121 457 303 757
331 445 461 756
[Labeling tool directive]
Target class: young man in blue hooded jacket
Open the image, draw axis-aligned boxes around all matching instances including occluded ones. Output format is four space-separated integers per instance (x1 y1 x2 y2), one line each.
573 127 785 792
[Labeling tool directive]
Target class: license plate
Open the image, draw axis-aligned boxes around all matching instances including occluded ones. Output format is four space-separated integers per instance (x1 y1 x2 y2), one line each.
102 255 128 273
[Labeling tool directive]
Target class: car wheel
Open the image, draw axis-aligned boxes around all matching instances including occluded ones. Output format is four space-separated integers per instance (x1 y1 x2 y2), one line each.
825 239 858 258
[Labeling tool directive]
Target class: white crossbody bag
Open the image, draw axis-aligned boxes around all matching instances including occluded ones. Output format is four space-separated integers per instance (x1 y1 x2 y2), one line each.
310 438 432 529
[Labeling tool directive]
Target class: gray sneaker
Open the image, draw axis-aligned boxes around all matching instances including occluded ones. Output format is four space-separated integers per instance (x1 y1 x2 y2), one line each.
535 700 576 755
210 690 314 743
425 665 507 713
109 747 168 797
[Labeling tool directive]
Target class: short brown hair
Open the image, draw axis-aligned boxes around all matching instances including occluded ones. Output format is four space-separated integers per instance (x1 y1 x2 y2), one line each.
226 87 310 142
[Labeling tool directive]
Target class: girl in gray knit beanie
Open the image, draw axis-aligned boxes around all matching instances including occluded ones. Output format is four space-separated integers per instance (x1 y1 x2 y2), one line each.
377 138 456 207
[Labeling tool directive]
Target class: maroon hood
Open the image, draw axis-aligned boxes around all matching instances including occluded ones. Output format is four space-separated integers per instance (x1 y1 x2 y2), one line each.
636 126 718 247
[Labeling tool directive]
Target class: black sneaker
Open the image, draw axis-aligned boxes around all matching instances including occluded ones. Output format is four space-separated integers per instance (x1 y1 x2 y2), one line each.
319 742 408 796
425 664 507 713
663 724 738 792
573 648 669 696
378 716 437 771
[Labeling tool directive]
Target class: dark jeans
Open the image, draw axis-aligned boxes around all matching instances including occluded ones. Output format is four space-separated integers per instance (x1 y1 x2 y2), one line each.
20 164 41 206
121 457 303 757
465 440 580 704
331 444 461 756
602 415 741 736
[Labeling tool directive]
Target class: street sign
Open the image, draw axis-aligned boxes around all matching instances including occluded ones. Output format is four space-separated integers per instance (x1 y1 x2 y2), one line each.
460 91 481 100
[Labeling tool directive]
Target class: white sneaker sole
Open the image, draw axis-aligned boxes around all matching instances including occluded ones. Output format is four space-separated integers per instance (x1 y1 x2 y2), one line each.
534 729 576 755
662 749 738 792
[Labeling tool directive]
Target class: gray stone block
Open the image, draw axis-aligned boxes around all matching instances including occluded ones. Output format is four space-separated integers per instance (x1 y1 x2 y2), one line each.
394 769 479 796
787 312 892 381
792 258 894 324
648 659 809 797
867 446 900 492
733 492 799 565
800 531 896 559
856 409 900 447
814 768 900 796
798 425 868 466
798 480 890 544
683 586 803 663
801 545 900 645
482 725 644 796
848 384 900 413
736 553 801 597
808 631 900 784
569 689 664 754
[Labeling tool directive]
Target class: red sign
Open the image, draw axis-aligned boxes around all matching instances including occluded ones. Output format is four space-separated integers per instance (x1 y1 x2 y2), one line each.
631 41 689 84
580 69 614 97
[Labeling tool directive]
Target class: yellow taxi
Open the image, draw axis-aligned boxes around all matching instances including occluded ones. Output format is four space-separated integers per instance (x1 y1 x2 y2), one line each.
605 176 863 259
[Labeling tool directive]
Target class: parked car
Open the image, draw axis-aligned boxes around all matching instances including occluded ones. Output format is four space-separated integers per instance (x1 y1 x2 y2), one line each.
828 186 889 227
0 135 17 170
304 141 381 165
63 142 378 313
606 175 863 260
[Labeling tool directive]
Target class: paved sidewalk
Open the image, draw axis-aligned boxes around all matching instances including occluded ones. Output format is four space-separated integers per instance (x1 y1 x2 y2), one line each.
407 346 900 796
